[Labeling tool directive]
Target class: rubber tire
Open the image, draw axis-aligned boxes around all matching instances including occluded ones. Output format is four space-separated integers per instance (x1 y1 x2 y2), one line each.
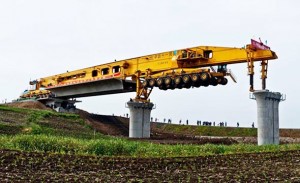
182 75 191 84
142 80 148 88
149 79 156 87
210 77 218 86
217 77 223 84
156 78 164 87
174 76 182 85
221 78 228 85
191 74 200 82
200 72 209 82
164 77 172 85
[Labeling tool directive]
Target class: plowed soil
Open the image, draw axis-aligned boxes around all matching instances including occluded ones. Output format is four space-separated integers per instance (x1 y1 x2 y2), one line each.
1 149 300 182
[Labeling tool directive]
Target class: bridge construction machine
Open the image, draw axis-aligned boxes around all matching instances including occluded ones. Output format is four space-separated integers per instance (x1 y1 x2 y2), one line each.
19 39 277 111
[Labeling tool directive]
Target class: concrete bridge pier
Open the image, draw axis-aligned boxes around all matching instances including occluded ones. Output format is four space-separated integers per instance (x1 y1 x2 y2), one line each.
126 101 154 138
251 90 285 145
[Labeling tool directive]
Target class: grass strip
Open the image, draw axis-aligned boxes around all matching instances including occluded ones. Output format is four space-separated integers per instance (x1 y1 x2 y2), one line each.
1 134 300 158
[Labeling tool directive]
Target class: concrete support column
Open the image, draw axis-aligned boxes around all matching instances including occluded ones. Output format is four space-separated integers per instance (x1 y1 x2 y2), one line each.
252 90 284 145
127 101 154 138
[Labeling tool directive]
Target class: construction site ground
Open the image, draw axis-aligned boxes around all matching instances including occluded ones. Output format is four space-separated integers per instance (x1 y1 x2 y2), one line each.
4 101 300 144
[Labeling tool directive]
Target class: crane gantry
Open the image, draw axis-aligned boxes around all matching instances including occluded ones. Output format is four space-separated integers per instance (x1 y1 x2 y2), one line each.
19 39 277 110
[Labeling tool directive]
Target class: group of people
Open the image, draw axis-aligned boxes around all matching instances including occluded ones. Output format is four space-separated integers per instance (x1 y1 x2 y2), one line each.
148 117 255 128
197 121 212 126
196 121 227 127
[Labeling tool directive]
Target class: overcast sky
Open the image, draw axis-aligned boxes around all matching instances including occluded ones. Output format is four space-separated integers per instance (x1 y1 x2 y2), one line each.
1 0 299 128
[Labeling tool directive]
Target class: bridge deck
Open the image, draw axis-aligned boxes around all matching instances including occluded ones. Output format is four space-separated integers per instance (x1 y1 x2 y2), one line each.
47 79 136 99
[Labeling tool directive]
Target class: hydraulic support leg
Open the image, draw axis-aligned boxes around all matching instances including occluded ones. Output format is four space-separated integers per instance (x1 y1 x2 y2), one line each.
247 51 255 92
261 60 268 90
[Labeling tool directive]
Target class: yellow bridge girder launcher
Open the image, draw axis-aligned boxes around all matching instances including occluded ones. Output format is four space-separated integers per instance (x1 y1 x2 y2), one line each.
20 39 277 104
